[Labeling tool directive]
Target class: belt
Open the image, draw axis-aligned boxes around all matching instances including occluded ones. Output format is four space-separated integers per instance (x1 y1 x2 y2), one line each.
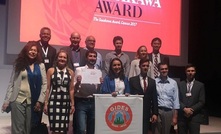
158 106 172 111
75 97 95 102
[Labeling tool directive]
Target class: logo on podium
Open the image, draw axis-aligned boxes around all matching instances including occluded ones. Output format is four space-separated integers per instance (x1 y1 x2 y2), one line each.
105 102 133 131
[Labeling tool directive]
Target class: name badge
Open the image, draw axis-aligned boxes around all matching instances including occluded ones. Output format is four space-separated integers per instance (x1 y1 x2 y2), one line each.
44 59 49 63
186 93 192 97
74 63 80 67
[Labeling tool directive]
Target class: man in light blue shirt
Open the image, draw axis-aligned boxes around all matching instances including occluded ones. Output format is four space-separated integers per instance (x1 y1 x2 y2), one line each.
152 62 180 134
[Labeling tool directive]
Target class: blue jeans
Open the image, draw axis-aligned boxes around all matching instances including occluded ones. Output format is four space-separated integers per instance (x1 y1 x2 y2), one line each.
74 98 95 134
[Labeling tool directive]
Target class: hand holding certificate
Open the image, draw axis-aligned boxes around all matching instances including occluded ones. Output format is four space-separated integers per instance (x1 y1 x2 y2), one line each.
80 69 102 84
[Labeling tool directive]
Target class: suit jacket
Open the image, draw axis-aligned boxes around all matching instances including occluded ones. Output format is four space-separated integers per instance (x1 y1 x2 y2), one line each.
129 75 158 117
178 80 205 123
148 52 170 65
101 75 130 94
129 75 158 134
37 41 57 72
4 63 47 104
60 46 87 71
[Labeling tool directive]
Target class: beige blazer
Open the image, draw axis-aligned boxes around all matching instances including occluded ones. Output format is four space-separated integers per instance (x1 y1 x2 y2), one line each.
4 63 47 104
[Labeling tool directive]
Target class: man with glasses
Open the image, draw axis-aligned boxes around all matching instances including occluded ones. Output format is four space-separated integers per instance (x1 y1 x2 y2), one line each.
82 35 103 70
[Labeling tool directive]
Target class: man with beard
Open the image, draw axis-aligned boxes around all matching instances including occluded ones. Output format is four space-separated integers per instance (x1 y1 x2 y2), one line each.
104 35 130 77
129 58 158 134
60 32 86 71
62 34 102 133
37 27 57 72
82 35 103 70
74 50 102 134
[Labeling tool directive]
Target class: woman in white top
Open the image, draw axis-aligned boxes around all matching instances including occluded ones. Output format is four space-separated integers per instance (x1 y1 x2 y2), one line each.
129 45 155 79
101 58 130 96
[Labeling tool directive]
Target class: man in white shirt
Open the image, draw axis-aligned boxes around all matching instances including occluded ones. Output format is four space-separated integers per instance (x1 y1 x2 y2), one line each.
74 50 102 134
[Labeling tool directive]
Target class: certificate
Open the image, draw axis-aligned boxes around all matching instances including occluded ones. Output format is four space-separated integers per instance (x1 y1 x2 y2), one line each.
81 69 102 84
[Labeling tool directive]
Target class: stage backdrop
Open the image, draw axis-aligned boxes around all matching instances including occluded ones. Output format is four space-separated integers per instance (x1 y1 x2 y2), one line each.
19 0 181 56
6 0 189 66
94 94 143 134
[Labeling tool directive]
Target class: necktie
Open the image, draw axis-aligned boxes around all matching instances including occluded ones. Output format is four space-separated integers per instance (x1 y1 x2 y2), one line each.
143 77 147 92
154 54 158 78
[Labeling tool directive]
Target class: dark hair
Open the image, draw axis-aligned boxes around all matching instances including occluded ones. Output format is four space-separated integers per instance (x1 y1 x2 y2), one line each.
113 36 123 44
157 62 168 70
40 27 51 33
185 63 196 71
108 58 125 80
151 37 162 44
14 41 42 72
85 50 97 58
53 50 69 67
139 58 150 67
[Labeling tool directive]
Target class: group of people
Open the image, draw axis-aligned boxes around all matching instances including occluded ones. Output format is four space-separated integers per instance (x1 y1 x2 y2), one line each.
1 27 205 134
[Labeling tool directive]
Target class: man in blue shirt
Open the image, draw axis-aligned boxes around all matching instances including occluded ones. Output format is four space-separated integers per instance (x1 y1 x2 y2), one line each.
152 62 180 134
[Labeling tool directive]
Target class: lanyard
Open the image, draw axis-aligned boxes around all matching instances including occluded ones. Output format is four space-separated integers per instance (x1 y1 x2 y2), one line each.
39 42 48 57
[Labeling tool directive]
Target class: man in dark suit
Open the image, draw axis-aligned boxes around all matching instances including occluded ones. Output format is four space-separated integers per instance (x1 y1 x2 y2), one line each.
37 27 57 72
178 63 205 134
129 58 158 134
60 32 86 71
148 37 169 78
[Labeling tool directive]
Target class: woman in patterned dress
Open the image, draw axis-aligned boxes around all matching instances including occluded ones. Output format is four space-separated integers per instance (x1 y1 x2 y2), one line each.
43 50 75 134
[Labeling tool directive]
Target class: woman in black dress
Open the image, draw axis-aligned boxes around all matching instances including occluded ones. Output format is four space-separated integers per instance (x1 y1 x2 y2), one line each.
44 50 75 134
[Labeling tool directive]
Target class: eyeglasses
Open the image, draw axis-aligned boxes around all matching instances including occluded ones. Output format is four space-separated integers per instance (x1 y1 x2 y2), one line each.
87 40 95 42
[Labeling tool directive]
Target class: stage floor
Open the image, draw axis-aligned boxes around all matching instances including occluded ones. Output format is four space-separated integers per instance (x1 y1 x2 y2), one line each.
0 115 221 134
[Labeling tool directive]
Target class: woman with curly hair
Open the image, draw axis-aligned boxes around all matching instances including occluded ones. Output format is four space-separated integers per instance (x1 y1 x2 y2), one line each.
1 41 47 134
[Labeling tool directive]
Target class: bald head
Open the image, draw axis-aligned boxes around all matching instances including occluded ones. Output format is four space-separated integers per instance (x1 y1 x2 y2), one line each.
85 35 96 50
70 32 81 46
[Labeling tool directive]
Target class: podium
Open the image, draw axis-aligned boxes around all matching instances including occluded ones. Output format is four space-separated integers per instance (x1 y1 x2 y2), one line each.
94 94 143 134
